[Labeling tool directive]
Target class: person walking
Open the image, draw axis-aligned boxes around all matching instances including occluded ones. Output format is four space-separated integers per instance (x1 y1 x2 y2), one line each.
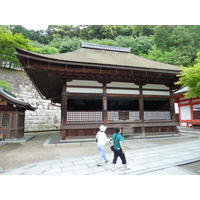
111 127 130 171
96 125 110 167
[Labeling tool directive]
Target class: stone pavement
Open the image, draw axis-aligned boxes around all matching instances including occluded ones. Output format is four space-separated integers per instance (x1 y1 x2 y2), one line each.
1 139 200 175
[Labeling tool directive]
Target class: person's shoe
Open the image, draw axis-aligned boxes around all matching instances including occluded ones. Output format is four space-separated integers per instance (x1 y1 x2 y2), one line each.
97 164 103 167
105 160 109 163
125 165 131 170
112 166 116 171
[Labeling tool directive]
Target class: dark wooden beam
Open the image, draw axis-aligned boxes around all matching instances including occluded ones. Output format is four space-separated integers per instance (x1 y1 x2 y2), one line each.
61 78 67 140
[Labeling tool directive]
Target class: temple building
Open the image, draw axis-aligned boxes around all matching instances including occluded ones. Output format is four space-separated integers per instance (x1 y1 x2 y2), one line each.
15 42 181 140
0 87 36 139
174 87 200 128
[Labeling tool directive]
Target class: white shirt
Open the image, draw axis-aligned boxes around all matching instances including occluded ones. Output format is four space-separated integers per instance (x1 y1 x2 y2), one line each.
96 131 110 145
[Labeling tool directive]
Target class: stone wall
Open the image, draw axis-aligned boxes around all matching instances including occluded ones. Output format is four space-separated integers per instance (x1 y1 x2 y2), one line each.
0 67 61 131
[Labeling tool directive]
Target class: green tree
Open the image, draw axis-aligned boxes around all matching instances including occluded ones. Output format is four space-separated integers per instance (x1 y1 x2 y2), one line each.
115 35 153 55
170 26 196 60
140 47 192 66
115 25 133 36
10 25 31 39
0 28 36 68
99 25 117 39
132 25 155 37
176 52 200 98
48 37 66 49
0 25 11 33
87 38 117 46
185 25 200 50
154 27 171 52
35 46 59 54
87 25 104 40
59 37 80 53
46 25 76 41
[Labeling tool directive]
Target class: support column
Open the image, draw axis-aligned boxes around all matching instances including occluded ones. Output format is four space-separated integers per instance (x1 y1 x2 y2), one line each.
169 86 179 134
61 78 67 140
169 86 176 123
139 85 145 136
102 82 107 125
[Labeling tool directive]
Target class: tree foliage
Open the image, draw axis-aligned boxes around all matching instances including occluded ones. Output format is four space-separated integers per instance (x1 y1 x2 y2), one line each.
59 37 80 53
35 46 59 54
1 25 200 68
0 27 36 68
176 52 200 98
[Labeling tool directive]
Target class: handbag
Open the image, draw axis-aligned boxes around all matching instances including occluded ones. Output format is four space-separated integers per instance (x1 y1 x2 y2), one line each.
110 145 114 151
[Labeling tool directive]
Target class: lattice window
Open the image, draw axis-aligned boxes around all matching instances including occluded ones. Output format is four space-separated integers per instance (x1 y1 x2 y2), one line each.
144 111 171 120
108 111 118 121
2 114 11 126
108 111 140 121
129 111 140 121
67 112 102 122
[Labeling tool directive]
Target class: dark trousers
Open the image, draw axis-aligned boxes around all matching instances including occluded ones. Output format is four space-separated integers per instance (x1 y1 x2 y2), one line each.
112 148 127 165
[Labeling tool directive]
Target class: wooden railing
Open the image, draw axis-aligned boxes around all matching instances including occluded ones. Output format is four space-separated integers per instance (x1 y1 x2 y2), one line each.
66 111 171 122
67 111 102 122
108 111 140 121
144 111 171 120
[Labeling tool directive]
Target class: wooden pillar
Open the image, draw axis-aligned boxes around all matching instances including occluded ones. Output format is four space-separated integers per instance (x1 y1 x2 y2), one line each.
169 87 176 123
61 78 67 140
169 86 180 134
102 82 107 125
139 85 145 136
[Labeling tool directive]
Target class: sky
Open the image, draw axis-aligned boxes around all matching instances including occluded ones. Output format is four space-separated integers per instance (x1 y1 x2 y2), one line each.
2 1 198 32
22 24 49 31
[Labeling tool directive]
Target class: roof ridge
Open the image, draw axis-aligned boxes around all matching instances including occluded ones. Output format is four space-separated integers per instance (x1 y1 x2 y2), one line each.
80 41 131 53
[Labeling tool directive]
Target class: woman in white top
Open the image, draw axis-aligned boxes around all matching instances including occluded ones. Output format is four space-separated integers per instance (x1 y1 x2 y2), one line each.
96 125 110 166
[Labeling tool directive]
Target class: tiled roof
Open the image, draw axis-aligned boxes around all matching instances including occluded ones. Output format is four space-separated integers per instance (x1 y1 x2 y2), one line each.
174 87 188 94
0 87 36 111
20 48 180 73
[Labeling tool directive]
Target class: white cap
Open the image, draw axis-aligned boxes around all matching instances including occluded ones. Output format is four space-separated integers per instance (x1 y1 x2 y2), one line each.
99 125 107 132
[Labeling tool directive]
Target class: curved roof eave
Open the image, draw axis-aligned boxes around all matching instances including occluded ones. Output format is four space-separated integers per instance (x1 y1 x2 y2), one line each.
15 47 181 74
0 88 36 111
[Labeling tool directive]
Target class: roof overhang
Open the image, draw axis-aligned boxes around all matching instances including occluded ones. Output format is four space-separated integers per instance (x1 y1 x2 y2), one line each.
0 87 36 111
15 46 181 103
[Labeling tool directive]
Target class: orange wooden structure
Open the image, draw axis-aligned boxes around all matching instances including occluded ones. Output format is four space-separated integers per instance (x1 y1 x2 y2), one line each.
174 87 200 128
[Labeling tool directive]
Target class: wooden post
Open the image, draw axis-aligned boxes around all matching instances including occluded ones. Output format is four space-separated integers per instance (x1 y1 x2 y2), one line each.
61 78 67 140
169 86 178 134
169 87 176 123
139 85 145 136
102 82 107 125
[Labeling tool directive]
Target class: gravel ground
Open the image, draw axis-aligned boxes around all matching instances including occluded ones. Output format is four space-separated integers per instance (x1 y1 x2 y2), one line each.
0 131 200 174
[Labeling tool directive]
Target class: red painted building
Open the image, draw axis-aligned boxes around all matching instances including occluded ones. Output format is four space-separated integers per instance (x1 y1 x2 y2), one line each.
174 87 200 128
